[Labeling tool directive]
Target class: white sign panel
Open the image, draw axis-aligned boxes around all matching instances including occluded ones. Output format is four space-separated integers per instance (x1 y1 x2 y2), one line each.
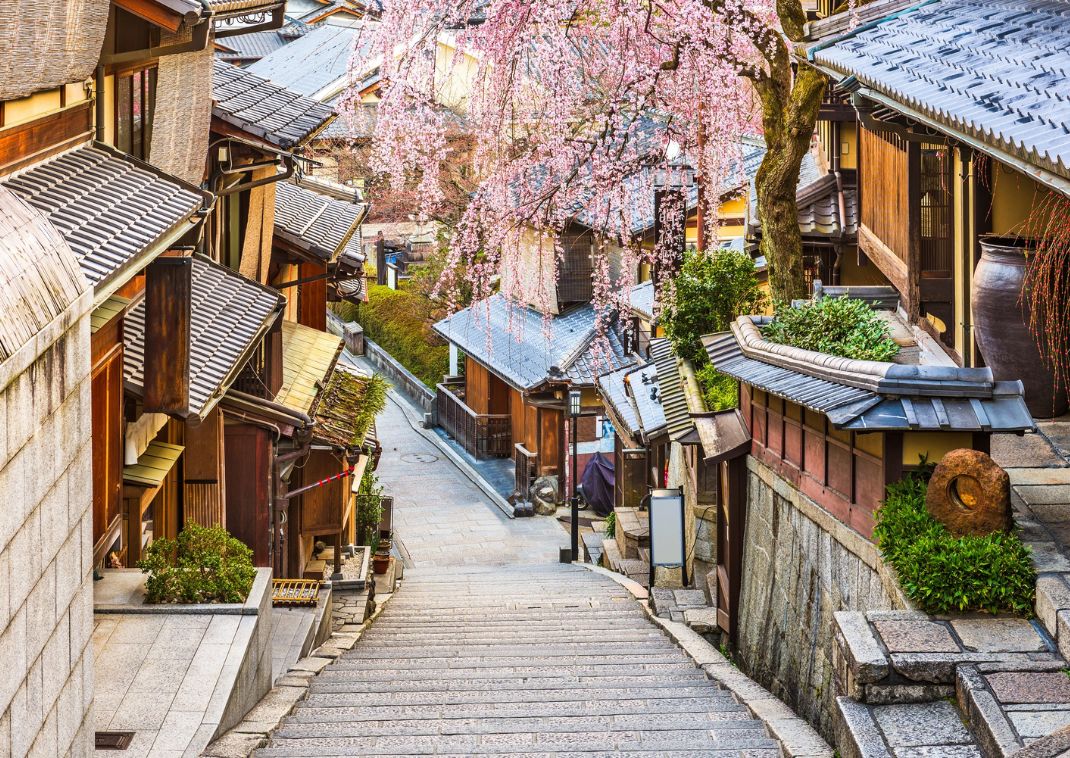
649 488 684 567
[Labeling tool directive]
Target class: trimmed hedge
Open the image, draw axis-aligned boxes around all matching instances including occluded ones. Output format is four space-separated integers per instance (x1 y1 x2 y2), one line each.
335 284 450 388
763 296 899 362
873 476 1036 616
139 523 256 604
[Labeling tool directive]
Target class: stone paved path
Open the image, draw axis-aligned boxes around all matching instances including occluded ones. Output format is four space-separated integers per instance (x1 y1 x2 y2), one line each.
259 376 782 756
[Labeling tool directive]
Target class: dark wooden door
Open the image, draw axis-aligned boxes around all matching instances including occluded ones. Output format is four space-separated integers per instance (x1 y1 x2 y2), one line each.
224 423 273 567
716 456 747 642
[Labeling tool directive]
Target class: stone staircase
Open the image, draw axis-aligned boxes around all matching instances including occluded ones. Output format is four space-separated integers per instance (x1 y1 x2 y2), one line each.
601 506 652 587
256 564 783 756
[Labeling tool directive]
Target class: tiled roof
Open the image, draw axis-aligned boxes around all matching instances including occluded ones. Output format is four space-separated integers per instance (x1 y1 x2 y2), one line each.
650 339 693 441
123 255 283 422
276 320 343 414
629 363 667 441
434 294 636 391
214 27 296 62
628 280 655 320
804 0 917 41
274 179 368 262
204 0 285 15
0 186 88 363
702 323 1035 432
314 364 379 449
212 60 335 148
1 144 204 292
597 365 641 438
321 98 378 140
247 23 374 99
810 0 1070 183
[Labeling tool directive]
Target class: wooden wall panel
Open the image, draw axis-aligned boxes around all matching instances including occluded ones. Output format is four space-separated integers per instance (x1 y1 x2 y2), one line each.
183 407 225 527
91 343 124 553
539 408 562 475
465 359 490 415
0 102 92 176
224 423 272 566
860 126 910 265
300 449 348 535
298 261 327 331
144 256 191 414
487 372 510 415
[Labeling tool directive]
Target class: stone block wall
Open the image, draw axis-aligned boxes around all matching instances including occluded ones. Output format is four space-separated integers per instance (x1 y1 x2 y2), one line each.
734 455 908 740
0 314 95 756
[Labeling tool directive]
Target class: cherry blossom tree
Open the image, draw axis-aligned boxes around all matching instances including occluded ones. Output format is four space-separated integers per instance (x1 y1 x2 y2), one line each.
344 0 827 308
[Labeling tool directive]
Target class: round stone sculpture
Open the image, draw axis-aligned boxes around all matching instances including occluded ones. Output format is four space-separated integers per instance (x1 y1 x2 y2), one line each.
925 449 1011 537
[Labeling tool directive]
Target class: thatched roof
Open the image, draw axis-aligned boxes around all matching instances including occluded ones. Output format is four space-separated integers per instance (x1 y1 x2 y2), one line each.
0 187 88 364
0 0 110 100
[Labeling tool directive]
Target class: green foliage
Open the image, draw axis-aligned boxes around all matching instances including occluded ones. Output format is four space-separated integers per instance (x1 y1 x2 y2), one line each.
353 374 389 444
662 249 766 365
355 467 385 550
138 522 256 604
873 477 1036 616
763 296 900 362
697 364 738 411
604 512 616 538
333 285 450 388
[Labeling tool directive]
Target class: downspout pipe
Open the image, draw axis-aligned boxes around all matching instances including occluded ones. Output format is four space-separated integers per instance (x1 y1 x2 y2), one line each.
94 65 106 141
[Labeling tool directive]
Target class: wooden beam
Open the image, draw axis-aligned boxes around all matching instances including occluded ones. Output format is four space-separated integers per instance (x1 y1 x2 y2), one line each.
143 256 192 415
906 141 922 321
858 224 909 301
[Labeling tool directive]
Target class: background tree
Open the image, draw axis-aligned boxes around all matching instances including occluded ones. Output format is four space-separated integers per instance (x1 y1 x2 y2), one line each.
351 0 828 308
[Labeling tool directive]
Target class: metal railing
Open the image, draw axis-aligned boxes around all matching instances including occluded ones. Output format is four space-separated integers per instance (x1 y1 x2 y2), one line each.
435 382 512 458
514 443 538 501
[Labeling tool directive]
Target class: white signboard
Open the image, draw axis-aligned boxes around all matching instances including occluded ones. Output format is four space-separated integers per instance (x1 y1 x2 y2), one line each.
649 488 684 567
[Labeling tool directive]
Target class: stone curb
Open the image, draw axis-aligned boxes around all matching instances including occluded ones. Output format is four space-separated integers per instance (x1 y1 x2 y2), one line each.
200 588 398 757
577 564 831 758
385 385 518 519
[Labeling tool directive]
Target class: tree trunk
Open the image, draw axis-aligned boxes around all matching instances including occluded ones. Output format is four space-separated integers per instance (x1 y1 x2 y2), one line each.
754 62 826 304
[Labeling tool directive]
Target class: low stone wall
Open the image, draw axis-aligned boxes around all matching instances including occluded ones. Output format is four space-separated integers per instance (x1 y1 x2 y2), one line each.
363 336 436 418
735 455 909 740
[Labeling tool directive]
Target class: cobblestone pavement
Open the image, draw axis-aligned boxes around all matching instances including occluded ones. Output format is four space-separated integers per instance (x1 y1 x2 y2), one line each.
259 565 782 756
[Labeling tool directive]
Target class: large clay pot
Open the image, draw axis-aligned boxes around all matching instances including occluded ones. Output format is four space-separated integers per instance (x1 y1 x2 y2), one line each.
972 235 1067 418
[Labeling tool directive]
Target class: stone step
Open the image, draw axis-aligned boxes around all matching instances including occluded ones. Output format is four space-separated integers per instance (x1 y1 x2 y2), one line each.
286 696 745 722
257 746 779 757
274 713 770 739
308 671 712 693
256 731 780 755
300 685 733 707
315 661 700 678
340 643 682 658
356 629 663 643
325 650 684 668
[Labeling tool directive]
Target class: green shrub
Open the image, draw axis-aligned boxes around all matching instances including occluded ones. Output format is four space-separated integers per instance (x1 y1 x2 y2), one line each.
696 364 738 411
662 248 766 365
763 296 899 362
138 522 256 604
604 511 617 538
873 477 1036 616
355 467 385 551
333 285 450 387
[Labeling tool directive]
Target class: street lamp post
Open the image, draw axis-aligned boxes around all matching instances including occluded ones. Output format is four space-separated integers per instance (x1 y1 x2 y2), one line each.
569 389 582 562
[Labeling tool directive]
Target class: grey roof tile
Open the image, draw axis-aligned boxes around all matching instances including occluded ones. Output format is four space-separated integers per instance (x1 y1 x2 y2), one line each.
629 362 667 440
214 20 311 62
628 280 655 320
274 179 367 262
123 255 282 421
434 294 635 391
1 143 203 288
246 23 375 98
812 0 1070 182
212 60 335 148
650 339 693 440
597 365 641 437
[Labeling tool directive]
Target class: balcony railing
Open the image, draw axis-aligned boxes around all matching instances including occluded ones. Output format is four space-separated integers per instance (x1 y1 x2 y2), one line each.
436 382 512 458
514 443 538 501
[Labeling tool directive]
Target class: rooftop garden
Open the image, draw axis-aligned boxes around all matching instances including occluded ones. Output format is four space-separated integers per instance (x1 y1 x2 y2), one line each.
762 295 900 362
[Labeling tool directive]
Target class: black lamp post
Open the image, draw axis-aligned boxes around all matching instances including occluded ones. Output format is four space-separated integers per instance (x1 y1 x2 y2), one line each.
569 388 582 562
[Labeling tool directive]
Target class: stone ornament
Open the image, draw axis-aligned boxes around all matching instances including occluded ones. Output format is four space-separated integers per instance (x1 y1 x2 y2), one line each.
926 449 1011 537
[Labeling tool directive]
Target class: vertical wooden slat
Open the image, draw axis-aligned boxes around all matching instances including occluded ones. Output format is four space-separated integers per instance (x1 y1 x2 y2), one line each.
143 256 191 414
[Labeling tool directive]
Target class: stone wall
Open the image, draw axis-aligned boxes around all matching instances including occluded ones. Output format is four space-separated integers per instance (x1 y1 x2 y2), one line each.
0 308 95 756
735 455 909 740
363 337 435 417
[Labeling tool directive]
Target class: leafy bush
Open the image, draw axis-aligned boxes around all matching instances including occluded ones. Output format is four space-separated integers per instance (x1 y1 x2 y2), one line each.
138 522 256 604
697 364 738 411
762 296 899 362
333 284 450 387
662 249 766 365
873 477 1036 616
355 467 385 551
604 511 617 538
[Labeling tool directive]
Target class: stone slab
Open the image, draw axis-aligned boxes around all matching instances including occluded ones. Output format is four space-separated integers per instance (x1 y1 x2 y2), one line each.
673 590 708 609
1007 469 1070 487
986 672 1070 704
871 701 973 748
683 607 719 634
1010 724 1070 757
1036 576 1070 637
873 619 960 653
1007 709 1070 739
950 618 1047 653
1016 487 1070 509
834 612 889 684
